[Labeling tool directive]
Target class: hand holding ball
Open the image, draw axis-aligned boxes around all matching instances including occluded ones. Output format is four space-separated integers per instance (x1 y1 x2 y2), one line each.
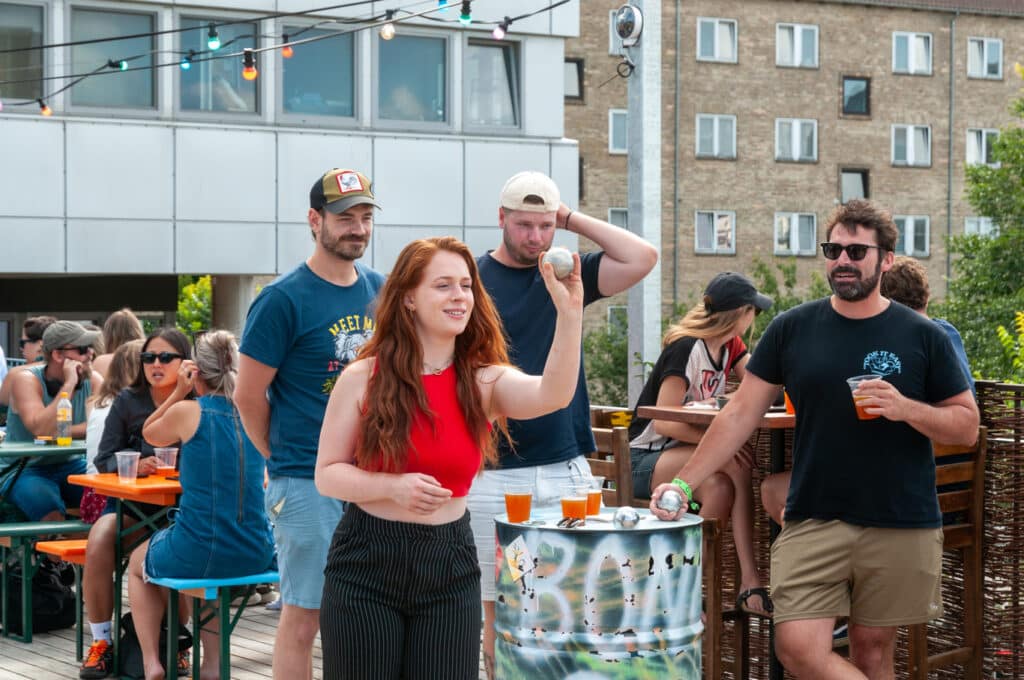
541 247 574 279
656 489 684 515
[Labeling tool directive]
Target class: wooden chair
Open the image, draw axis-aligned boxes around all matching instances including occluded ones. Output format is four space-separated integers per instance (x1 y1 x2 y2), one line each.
907 426 987 680
586 426 641 506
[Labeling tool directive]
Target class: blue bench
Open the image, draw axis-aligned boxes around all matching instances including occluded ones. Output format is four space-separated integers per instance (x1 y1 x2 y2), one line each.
147 570 280 680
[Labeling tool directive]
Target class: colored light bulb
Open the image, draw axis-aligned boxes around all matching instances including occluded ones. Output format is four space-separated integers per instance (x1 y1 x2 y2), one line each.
207 24 221 51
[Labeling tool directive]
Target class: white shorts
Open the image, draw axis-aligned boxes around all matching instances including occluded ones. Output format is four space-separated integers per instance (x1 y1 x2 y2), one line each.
466 455 592 601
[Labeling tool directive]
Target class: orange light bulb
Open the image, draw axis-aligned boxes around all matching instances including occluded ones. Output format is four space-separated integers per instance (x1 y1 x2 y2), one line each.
282 44 294 58
242 65 258 81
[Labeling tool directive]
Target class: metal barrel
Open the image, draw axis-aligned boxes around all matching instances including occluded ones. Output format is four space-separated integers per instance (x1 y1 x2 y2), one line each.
494 508 703 678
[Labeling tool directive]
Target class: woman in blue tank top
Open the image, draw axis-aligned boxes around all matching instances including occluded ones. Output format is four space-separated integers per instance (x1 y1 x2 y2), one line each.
126 330 274 680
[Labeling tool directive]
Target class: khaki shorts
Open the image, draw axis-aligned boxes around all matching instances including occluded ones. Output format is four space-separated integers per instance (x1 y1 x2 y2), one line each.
770 519 943 626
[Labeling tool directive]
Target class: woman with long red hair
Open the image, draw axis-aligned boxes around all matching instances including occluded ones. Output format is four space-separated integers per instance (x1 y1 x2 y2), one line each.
315 236 583 679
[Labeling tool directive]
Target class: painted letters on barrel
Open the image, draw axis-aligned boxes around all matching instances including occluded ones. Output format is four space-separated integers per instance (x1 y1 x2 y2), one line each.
494 509 703 678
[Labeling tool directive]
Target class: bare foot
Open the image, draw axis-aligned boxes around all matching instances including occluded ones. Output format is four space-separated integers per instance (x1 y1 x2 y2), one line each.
144 664 166 680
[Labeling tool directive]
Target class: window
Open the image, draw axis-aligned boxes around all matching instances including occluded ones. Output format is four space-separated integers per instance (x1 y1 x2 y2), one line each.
695 210 735 254
775 118 817 162
777 23 817 68
0 3 43 101
609 109 627 154
378 34 447 123
281 27 354 118
967 128 999 167
842 76 870 115
697 18 737 63
841 169 869 203
894 215 930 256
892 125 931 166
893 32 931 75
465 40 519 128
607 304 627 332
70 9 154 108
965 216 997 237
696 114 736 159
608 208 628 228
180 18 257 113
968 37 1002 79
774 212 817 256
564 58 583 101
608 11 623 56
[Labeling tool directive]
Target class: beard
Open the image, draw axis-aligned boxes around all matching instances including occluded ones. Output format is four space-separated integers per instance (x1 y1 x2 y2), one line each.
320 229 368 261
501 229 551 267
829 258 882 301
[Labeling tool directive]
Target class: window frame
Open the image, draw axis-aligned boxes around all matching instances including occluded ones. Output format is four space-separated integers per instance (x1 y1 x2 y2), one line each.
891 124 931 167
840 168 870 203
564 57 584 102
773 211 817 256
608 207 628 229
892 31 932 76
841 75 870 117
696 17 738 64
775 22 818 69
894 214 930 257
695 113 736 160
275 20 359 127
775 118 818 163
174 11 261 122
463 36 521 134
964 216 997 237
608 108 627 155
967 36 1002 80
0 0 47 109
606 304 627 333
372 27 452 132
694 209 736 255
966 127 999 167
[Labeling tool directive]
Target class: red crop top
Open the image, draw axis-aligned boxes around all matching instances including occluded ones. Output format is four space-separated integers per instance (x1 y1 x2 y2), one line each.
363 364 482 497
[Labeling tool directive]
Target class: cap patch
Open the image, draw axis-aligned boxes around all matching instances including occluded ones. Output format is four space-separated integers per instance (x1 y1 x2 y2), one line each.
336 171 364 194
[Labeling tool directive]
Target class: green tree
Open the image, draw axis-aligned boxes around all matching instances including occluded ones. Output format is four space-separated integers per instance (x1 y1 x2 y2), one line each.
177 275 212 335
995 311 1024 383
932 65 1024 379
748 257 830 344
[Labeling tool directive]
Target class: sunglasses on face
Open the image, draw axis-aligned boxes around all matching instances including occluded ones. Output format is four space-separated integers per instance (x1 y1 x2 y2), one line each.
18 338 37 348
141 351 184 365
59 345 91 355
820 242 884 261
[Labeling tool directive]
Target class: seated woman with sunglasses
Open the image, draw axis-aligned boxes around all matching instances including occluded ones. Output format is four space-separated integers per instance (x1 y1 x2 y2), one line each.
627 272 775 618
77 328 194 680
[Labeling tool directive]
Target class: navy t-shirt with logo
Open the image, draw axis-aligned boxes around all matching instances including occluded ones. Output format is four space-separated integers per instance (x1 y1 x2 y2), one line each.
746 298 970 528
240 262 384 479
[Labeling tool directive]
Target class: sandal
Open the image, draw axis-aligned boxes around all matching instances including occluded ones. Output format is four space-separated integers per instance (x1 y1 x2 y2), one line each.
736 587 774 617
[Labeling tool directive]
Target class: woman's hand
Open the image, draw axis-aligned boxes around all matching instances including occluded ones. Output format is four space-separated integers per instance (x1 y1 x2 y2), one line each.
138 455 161 476
538 250 584 319
391 473 453 515
174 360 196 397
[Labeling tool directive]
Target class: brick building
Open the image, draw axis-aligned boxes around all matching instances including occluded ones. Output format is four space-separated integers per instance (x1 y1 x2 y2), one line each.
566 0 1024 329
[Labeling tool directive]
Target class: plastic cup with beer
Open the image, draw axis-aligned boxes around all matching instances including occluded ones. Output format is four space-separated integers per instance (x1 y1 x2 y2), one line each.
504 484 533 523
846 374 882 420
560 483 589 522
783 389 795 415
154 447 178 474
115 450 141 483
586 476 605 515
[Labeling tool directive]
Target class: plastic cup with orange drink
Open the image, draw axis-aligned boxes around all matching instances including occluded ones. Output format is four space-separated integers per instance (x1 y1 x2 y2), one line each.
846 375 882 420
560 484 589 522
586 476 605 516
154 447 178 474
504 484 533 523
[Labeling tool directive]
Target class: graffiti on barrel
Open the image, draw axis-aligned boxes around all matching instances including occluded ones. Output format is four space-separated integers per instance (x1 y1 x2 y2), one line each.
495 510 703 678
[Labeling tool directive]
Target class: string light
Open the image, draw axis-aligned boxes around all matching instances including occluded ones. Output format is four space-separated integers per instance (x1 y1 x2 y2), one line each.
207 23 221 51
380 10 396 40
492 16 511 40
458 1 471 26
107 58 128 71
438 0 448 6
281 34 294 58
241 48 258 80
38 99 52 116
180 49 195 70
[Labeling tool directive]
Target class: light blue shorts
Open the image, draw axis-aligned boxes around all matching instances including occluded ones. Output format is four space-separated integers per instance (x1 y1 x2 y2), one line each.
264 476 344 610
466 455 592 601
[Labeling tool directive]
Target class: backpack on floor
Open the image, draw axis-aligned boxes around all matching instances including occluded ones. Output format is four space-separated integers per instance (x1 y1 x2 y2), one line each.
118 611 193 679
0 558 76 634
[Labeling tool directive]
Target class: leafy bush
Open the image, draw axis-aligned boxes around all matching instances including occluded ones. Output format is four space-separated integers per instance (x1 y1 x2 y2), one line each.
177 275 211 335
995 311 1024 383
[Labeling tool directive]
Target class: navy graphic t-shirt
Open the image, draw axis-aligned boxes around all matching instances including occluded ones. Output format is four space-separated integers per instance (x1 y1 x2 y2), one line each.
747 298 970 528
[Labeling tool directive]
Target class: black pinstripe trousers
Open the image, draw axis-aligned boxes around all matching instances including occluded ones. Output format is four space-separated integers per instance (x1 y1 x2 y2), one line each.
320 504 482 680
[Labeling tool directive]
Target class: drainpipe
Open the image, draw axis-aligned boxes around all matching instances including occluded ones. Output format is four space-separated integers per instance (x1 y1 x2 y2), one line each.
672 0 681 308
946 11 957 291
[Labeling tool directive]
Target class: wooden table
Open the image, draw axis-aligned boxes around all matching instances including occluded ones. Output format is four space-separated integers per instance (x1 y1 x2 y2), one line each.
68 472 181 676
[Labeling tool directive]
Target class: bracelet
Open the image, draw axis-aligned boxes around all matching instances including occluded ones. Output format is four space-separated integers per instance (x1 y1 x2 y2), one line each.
563 210 574 231
671 477 693 501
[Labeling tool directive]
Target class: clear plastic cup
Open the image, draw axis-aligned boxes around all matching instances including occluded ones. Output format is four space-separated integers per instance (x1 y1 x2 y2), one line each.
504 484 533 523
846 375 882 420
154 447 178 473
115 450 141 482
586 476 605 515
560 484 589 521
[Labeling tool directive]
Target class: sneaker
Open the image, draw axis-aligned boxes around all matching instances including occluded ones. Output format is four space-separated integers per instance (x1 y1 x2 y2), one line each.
177 650 191 677
79 639 114 679
265 597 282 611
832 622 849 648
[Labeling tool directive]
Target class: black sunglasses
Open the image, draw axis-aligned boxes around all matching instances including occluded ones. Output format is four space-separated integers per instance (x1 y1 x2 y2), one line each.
141 351 184 365
820 242 884 261
18 338 37 348
59 345 91 354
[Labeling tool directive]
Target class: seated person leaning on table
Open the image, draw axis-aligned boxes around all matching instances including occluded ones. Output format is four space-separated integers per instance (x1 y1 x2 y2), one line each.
129 330 275 680
78 327 193 680
5 320 103 520
628 272 774 617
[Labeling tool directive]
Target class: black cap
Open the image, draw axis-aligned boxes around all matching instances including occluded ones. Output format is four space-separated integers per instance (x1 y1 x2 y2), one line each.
703 272 773 314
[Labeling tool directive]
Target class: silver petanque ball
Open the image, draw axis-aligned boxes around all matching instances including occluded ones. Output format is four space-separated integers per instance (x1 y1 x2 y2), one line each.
656 489 684 515
612 506 641 529
542 247 574 279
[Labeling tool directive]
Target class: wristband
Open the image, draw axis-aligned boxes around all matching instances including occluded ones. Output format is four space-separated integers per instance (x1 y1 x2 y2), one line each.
563 210 574 231
671 478 701 512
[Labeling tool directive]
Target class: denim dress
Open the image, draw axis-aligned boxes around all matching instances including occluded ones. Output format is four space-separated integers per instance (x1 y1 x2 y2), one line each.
145 395 275 579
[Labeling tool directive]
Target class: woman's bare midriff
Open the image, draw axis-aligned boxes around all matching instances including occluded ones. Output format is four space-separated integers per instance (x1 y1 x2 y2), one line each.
357 496 468 525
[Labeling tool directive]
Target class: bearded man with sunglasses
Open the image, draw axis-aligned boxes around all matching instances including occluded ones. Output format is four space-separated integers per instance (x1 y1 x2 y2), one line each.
651 199 978 680
5 320 102 520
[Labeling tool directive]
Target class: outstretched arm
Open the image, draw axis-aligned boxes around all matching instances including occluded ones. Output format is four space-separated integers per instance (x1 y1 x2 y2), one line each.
557 204 658 297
